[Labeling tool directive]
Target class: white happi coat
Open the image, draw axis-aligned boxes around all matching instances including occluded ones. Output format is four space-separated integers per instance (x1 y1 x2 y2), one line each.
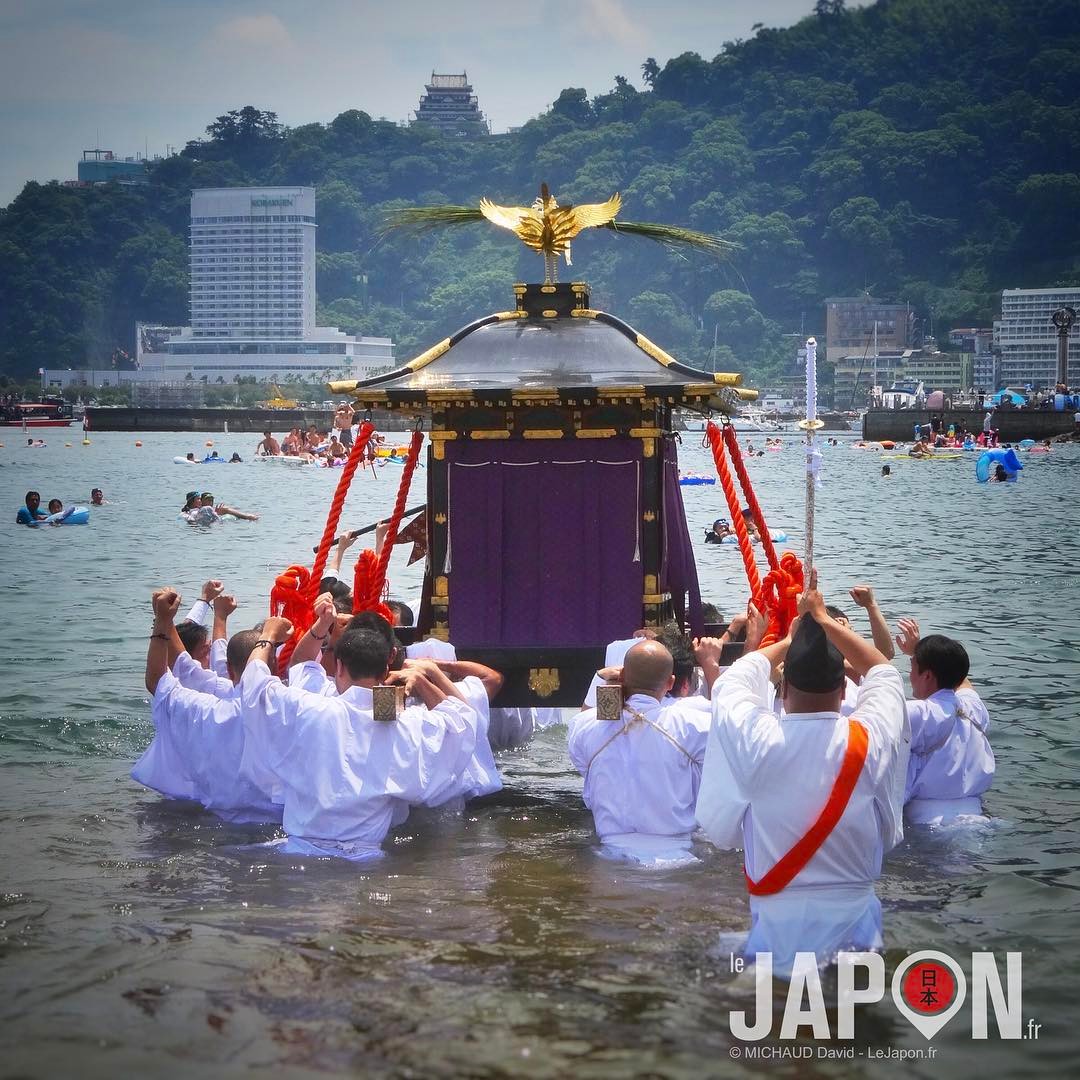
240 660 478 860
905 687 994 823
567 693 711 867
288 661 502 802
132 661 281 823
406 637 553 749
697 653 908 975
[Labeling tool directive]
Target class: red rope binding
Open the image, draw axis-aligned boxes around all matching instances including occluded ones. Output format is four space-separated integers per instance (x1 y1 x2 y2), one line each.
272 420 376 666
705 421 763 611
705 420 804 645
353 429 425 621
722 424 780 573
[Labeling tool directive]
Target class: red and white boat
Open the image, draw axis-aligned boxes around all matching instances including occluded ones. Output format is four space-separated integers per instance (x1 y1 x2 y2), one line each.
0 397 75 427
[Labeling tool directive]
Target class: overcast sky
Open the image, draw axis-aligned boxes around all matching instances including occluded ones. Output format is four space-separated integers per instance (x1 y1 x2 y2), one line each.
0 0 823 207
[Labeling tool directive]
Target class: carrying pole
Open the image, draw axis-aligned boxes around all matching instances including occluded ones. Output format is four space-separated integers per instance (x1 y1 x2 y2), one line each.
798 337 824 573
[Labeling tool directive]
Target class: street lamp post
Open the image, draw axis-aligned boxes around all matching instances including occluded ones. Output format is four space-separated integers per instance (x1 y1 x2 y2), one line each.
1051 307 1075 390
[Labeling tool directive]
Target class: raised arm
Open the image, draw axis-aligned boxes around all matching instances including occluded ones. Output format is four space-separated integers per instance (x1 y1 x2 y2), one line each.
850 584 895 660
212 590 237 643
246 615 293 675
287 593 336 669
802 571 889 677
183 578 222 626
145 588 185 693
324 533 358 580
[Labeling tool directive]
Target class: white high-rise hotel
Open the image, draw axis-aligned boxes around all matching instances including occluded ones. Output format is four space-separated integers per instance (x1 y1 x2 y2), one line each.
189 187 316 339
138 186 393 381
995 287 1080 389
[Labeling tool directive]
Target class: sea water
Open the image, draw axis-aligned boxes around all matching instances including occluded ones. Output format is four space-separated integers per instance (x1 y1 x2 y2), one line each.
1 431 1078 1077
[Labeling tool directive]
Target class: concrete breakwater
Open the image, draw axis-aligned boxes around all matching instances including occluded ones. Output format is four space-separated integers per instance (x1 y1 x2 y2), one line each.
863 408 1075 442
83 407 412 433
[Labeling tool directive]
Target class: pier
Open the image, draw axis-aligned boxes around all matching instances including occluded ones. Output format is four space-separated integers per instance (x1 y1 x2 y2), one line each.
863 407 1076 442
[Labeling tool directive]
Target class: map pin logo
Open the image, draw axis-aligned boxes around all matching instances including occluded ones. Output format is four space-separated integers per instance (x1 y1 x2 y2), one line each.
891 950 967 1040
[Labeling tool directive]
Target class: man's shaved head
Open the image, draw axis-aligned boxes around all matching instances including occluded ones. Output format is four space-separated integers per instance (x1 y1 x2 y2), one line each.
622 640 675 700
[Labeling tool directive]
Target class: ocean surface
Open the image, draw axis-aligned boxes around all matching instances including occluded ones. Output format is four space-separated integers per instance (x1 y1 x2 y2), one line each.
1 429 1078 1079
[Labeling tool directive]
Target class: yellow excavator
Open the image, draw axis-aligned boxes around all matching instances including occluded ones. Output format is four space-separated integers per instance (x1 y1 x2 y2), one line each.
262 384 298 409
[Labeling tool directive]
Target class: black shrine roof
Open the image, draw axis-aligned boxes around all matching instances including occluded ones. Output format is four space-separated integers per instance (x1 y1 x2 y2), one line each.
330 282 755 412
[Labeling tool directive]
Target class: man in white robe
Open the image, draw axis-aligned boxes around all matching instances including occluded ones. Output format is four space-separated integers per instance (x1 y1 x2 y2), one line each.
894 618 994 824
696 572 908 976
567 640 712 868
292 601 504 801
240 616 479 861
132 588 281 823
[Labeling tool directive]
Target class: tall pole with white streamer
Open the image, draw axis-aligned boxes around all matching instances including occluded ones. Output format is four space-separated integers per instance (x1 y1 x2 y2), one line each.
799 337 824 573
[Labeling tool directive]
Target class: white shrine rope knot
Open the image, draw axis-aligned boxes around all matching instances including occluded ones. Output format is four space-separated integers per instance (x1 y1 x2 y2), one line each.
584 703 696 779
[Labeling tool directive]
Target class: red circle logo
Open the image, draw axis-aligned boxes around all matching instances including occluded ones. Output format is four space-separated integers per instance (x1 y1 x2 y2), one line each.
901 961 957 1015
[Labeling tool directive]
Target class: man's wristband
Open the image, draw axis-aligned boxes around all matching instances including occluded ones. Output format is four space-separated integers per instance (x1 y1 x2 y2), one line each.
149 633 168 642
308 626 332 643
253 639 279 650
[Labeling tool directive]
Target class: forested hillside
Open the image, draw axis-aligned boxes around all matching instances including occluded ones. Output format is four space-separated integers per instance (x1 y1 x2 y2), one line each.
2 0 1079 383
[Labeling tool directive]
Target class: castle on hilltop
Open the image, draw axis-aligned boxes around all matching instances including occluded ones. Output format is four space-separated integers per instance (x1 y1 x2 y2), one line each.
411 72 490 137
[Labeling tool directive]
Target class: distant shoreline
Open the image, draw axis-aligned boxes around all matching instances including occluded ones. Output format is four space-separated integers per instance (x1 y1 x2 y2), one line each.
83 406 413 433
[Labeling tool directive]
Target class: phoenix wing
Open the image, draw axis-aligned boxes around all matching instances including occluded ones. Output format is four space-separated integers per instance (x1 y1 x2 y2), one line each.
480 198 547 253
547 193 622 252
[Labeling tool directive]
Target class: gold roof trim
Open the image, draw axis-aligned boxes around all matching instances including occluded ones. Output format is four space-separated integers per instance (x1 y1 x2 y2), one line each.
635 333 675 367
596 385 645 398
511 388 561 403
406 337 453 373
712 372 743 387
425 389 474 403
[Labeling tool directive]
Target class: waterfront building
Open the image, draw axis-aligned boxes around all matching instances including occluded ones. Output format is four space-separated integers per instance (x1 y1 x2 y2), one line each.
995 287 1080 389
158 187 392 381
832 346 969 406
825 296 913 367
412 72 491 136
75 149 150 185
950 327 995 391
42 187 393 390
831 349 909 407
902 349 971 394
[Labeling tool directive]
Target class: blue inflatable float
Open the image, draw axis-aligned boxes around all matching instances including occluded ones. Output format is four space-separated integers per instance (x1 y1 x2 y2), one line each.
721 530 788 543
680 476 716 486
976 448 1023 483
43 506 89 525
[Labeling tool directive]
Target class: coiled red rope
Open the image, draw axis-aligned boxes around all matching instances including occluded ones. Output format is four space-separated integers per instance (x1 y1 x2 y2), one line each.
705 419 803 645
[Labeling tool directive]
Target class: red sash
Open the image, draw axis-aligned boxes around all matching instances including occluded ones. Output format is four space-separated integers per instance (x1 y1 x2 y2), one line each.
744 720 869 896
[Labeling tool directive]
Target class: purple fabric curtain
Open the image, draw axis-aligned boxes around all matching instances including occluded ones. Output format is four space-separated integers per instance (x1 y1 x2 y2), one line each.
661 439 704 636
446 440 643 648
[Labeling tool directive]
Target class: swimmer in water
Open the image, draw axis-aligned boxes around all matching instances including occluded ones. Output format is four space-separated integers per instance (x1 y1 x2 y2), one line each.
196 491 259 522
16 490 48 525
704 518 732 544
